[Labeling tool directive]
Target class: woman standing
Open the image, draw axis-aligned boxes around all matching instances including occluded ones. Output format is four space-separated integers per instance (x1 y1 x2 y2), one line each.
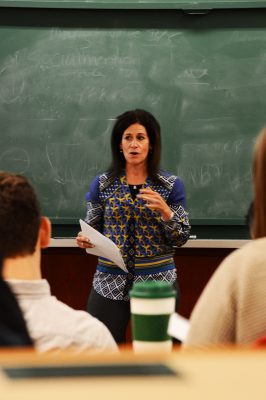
77 109 191 343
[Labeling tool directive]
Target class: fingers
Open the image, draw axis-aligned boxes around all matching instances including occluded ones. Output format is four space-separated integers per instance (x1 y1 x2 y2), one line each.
137 188 155 202
138 188 154 195
137 188 162 206
76 234 95 249
137 188 168 216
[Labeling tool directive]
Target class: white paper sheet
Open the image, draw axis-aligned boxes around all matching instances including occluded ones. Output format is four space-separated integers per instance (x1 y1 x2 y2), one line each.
79 219 128 272
167 312 190 343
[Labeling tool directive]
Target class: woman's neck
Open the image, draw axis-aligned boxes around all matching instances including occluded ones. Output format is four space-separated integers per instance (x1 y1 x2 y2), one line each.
125 165 147 185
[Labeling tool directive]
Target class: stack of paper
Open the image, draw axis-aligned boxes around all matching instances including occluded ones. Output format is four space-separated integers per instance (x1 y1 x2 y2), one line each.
79 219 127 272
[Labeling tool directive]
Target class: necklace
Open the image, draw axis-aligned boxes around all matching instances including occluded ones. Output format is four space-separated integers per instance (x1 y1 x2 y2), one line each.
129 184 142 200
131 184 142 190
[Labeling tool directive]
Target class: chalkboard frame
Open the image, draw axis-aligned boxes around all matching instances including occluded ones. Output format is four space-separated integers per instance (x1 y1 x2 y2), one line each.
0 0 266 10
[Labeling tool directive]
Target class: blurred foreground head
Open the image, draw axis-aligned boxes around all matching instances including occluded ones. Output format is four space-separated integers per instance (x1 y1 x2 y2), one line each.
0 172 41 259
252 128 266 238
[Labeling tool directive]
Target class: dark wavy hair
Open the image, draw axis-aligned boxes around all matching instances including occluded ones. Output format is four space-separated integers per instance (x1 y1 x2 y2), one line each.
0 172 41 258
252 128 266 238
108 109 161 181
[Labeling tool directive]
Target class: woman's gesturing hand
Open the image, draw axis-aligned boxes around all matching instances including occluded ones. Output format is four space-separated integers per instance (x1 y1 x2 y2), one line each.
137 187 173 221
76 232 95 249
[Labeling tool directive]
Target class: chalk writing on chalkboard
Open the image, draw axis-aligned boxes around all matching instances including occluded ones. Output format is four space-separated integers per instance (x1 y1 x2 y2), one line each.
0 8 264 222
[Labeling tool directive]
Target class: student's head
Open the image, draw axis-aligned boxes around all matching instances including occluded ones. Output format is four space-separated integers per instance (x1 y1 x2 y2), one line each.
110 109 161 179
0 172 50 259
252 128 266 238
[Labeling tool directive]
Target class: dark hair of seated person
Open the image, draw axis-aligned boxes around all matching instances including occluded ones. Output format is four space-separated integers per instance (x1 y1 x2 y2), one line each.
0 257 32 347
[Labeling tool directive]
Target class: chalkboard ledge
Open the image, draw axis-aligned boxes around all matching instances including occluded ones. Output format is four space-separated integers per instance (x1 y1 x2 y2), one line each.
49 238 250 249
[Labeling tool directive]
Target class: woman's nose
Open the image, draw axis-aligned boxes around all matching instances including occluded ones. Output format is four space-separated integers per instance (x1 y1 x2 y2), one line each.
130 139 138 147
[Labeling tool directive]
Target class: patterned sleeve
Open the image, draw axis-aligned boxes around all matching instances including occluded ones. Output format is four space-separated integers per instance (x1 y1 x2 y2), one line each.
162 177 191 247
84 175 104 233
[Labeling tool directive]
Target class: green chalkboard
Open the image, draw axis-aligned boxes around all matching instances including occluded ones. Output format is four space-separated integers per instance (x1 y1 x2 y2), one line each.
0 5 265 236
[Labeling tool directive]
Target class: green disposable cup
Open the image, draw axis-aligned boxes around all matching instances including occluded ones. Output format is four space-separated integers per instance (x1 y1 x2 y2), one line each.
129 281 176 353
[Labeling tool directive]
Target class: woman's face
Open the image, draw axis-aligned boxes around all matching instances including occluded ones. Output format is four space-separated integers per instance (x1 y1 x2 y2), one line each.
120 123 150 167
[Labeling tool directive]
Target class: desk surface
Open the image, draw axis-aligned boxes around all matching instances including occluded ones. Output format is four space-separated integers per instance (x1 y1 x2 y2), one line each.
0 348 265 400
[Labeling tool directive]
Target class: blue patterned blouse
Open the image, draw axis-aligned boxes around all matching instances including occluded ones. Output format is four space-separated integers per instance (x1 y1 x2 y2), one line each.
84 171 191 301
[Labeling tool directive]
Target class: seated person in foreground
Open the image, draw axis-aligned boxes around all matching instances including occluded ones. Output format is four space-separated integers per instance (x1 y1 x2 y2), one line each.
183 128 266 347
0 172 118 353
